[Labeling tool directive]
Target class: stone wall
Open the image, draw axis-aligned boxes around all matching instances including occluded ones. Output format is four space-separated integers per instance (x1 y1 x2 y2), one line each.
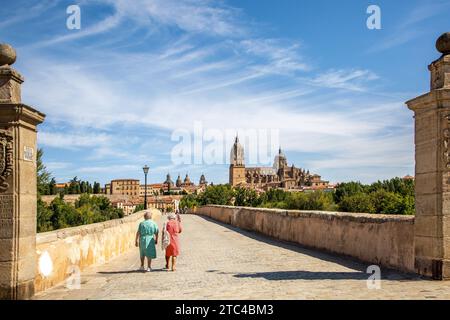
34 211 144 293
193 206 415 273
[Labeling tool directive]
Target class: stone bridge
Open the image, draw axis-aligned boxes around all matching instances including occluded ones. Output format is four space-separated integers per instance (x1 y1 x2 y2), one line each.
33 212 450 300
1 34 450 299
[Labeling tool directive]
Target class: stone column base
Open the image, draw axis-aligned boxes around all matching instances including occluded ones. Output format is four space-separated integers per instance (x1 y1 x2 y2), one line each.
415 257 450 280
0 279 35 300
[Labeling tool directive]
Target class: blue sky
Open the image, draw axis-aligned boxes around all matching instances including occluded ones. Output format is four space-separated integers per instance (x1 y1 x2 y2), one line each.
1 0 449 186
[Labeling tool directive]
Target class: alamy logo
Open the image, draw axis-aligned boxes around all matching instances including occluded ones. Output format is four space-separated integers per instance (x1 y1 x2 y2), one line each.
366 265 381 289
366 5 381 30
66 265 81 290
66 5 81 30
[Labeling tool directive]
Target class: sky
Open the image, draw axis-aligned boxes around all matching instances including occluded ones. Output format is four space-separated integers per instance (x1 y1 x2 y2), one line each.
1 0 449 186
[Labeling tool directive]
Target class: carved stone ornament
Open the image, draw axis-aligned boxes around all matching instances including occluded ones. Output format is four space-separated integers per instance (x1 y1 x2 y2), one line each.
0 129 13 193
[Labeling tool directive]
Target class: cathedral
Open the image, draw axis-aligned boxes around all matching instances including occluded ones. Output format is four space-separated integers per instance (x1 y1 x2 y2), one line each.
229 136 330 191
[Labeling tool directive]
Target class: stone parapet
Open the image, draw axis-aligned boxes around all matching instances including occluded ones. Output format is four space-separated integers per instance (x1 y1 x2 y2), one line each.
193 206 415 273
34 211 145 293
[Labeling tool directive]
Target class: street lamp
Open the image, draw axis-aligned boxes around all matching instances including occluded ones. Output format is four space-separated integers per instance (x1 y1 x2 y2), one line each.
143 165 149 210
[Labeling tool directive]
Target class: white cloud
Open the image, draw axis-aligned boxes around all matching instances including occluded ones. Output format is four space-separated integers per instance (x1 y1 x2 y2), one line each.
45 161 71 170
310 69 379 92
12 0 415 183
77 164 139 174
39 131 113 149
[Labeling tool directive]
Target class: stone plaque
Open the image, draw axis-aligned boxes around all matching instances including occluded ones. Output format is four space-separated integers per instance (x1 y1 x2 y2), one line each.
24 146 33 162
0 194 13 219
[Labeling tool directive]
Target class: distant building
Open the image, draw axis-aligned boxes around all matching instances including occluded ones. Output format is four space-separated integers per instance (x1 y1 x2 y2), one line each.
403 175 415 181
139 183 163 197
146 195 181 212
161 173 206 194
108 179 140 197
229 135 331 191
55 182 70 189
199 174 208 186
163 173 175 191
112 201 137 216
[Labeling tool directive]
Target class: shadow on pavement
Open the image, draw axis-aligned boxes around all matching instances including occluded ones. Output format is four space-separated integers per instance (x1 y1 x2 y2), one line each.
234 270 367 281
98 269 167 275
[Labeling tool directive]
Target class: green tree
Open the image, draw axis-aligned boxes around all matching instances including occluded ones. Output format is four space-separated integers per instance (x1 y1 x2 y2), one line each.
180 194 200 209
286 191 335 211
198 184 234 205
37 148 51 195
93 182 101 194
259 188 290 203
370 189 414 215
338 193 375 213
234 187 261 207
49 197 81 229
369 177 414 197
48 178 57 195
37 197 54 232
333 181 367 203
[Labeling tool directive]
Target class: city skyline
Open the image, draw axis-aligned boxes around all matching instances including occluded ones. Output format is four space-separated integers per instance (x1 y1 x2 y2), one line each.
1 0 449 185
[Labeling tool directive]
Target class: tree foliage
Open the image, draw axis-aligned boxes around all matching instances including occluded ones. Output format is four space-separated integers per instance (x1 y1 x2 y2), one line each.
234 187 262 207
179 177 415 216
37 194 124 232
198 184 235 206
37 148 51 195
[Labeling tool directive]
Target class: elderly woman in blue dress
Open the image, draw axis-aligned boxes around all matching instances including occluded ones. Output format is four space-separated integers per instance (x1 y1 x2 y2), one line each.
135 210 159 272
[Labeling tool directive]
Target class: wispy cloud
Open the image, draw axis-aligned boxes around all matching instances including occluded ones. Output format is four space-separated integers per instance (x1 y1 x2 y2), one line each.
0 0 58 29
39 131 114 150
8 0 418 184
309 69 379 92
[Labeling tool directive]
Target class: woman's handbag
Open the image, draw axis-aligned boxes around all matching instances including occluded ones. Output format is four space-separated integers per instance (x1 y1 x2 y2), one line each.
162 222 170 250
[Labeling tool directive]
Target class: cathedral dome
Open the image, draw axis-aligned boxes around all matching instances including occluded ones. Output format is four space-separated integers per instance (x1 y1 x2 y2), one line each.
199 174 207 185
184 174 191 184
176 174 182 187
230 136 245 166
164 173 174 186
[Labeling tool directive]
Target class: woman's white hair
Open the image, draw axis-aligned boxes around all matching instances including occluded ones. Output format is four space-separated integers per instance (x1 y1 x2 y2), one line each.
144 210 153 220
167 212 176 220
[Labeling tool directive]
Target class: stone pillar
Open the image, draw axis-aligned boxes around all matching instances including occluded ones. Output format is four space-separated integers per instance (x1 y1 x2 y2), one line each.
406 32 450 280
0 44 45 299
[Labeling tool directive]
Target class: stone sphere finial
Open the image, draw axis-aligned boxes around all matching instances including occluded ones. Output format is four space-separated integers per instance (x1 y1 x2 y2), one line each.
436 32 450 55
0 43 17 66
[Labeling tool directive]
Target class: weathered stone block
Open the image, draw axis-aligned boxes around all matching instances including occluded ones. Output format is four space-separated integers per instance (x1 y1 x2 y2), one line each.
416 172 439 195
0 238 13 262
414 215 443 238
415 193 439 216
415 235 443 260
0 66 23 104
416 141 438 174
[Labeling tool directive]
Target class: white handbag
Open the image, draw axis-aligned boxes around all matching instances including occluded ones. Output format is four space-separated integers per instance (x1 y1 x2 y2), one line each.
162 222 170 250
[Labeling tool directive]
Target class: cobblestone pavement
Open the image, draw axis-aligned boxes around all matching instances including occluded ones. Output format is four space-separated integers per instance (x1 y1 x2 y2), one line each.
35 215 450 300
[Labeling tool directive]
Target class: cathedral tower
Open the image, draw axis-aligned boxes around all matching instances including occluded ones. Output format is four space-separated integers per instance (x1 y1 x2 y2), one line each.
229 136 246 186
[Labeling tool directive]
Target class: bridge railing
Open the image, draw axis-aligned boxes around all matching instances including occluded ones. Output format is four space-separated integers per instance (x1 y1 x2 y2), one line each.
192 205 415 273
34 211 145 293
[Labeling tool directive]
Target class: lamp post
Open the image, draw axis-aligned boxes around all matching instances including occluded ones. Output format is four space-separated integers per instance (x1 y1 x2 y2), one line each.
143 165 149 210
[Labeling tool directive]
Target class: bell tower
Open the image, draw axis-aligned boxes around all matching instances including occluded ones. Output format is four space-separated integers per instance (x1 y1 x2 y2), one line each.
229 136 246 186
